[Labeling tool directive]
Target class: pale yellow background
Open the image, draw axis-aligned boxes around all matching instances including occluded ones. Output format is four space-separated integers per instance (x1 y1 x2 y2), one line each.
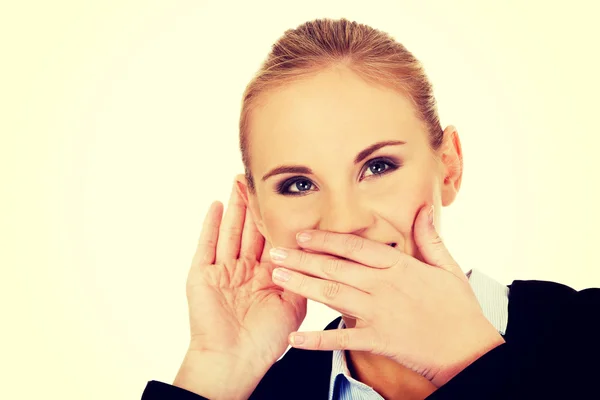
2 0 599 399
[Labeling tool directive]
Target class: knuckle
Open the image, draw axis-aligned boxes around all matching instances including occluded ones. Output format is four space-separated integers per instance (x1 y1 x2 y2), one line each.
322 281 341 299
430 233 444 246
337 330 350 349
323 257 342 276
441 262 459 273
297 250 309 265
297 274 309 291
200 249 214 265
391 253 409 271
387 251 403 269
222 229 241 244
222 225 242 236
369 335 379 353
314 332 324 350
371 332 388 355
343 235 364 255
322 231 334 247
205 238 218 251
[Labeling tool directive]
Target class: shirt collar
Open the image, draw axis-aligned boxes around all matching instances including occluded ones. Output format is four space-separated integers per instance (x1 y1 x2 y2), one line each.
328 318 383 399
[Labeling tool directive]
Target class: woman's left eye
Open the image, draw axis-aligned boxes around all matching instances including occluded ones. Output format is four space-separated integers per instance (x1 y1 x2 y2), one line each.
362 158 398 179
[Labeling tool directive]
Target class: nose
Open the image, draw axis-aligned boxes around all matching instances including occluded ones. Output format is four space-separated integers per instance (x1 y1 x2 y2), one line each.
318 191 374 235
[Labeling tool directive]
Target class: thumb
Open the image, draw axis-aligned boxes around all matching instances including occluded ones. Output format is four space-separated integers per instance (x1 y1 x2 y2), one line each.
414 204 462 277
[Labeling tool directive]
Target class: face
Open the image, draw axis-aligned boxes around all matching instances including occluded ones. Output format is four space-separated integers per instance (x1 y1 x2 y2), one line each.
238 65 462 263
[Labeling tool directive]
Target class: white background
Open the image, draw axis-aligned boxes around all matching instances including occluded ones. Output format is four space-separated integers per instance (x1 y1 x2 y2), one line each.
2 1 599 399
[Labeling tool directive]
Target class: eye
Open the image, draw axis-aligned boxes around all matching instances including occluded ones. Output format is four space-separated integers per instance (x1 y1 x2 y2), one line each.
276 178 315 196
275 157 401 196
361 157 399 180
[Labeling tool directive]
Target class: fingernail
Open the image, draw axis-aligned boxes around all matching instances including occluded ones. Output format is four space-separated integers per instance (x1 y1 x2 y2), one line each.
290 334 305 345
428 205 435 227
269 247 288 261
273 268 291 282
296 232 311 243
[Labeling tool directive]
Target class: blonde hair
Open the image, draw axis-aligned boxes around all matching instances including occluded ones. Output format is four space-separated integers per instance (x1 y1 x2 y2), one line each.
239 17 443 193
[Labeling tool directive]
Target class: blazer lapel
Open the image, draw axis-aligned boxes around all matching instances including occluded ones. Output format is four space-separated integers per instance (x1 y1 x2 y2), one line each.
251 317 342 399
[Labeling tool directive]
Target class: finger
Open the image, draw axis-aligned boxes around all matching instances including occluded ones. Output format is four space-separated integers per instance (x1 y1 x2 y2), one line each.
215 179 247 263
269 247 378 292
414 204 462 276
240 203 264 261
271 267 371 319
295 230 404 269
192 201 223 266
287 327 380 353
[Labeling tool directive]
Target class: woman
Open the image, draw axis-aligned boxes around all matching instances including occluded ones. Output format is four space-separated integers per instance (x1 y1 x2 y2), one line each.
142 18 599 399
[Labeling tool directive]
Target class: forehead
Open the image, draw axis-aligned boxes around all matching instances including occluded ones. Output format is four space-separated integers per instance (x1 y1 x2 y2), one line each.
248 66 427 170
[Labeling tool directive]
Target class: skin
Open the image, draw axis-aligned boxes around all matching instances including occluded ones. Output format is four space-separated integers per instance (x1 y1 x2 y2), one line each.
236 65 465 399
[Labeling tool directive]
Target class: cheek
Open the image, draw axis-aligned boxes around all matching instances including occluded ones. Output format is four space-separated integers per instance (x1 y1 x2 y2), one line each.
373 172 436 227
377 193 431 239
368 169 438 256
261 204 309 248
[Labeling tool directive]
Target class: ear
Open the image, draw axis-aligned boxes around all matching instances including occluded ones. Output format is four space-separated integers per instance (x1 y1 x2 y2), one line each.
438 125 463 207
234 173 268 238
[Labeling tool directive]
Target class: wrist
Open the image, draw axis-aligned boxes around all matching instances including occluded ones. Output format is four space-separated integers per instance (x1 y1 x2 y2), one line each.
434 323 506 387
174 349 271 400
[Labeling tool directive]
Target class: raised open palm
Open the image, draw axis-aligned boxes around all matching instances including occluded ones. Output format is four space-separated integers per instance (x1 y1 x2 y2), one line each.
185 181 307 371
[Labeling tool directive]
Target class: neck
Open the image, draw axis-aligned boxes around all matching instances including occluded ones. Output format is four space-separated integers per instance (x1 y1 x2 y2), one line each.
342 316 437 400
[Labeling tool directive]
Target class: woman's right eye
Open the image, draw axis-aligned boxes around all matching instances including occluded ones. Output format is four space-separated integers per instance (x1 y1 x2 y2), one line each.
276 178 315 196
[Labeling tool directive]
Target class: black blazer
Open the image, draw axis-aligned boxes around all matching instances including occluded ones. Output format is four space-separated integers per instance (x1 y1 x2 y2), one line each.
142 280 600 399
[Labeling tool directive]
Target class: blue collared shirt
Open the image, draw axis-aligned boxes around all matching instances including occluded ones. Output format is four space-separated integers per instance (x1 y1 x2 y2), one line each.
328 268 510 400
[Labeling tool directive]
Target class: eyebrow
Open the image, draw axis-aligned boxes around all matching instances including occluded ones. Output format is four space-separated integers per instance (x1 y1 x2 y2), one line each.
261 140 406 181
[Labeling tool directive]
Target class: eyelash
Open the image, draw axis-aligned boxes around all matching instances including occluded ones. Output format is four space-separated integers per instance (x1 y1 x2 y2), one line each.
275 157 401 196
